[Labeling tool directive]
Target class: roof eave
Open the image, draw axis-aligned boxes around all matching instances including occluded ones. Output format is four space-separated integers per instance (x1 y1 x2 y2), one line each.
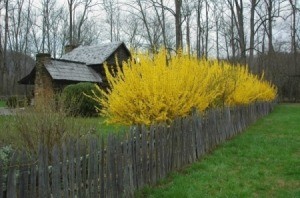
53 79 102 83
18 67 36 85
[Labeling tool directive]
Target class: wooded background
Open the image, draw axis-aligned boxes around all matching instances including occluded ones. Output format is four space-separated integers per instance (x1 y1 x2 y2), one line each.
0 0 299 100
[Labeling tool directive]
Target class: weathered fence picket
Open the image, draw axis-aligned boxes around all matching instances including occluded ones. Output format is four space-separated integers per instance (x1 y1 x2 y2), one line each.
0 160 3 198
149 125 156 185
75 142 82 198
51 145 60 198
1 102 274 197
7 153 17 198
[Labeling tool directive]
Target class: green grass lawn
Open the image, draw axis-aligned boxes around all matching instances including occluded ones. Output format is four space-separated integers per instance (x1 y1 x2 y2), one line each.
0 100 6 107
136 104 300 197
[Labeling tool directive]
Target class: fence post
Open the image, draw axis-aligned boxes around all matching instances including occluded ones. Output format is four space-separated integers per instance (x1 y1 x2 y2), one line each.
99 137 105 197
126 132 135 196
116 137 124 196
6 153 18 198
62 143 69 198
38 144 50 198
0 159 3 198
51 145 61 198
141 125 149 186
74 141 83 198
149 125 157 184
19 152 29 198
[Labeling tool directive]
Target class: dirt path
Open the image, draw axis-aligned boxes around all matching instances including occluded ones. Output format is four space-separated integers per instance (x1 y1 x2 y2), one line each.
0 108 16 115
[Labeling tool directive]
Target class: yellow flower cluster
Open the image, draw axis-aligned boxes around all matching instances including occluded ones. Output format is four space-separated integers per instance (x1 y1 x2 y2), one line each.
91 50 276 126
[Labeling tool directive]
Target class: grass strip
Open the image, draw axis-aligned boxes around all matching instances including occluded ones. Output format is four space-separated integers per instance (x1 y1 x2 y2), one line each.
0 100 6 107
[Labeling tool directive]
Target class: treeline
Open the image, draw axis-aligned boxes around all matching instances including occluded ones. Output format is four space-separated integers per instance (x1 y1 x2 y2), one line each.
0 0 299 100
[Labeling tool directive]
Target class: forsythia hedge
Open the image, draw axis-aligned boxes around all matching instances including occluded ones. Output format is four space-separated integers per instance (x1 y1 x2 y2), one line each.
91 50 276 126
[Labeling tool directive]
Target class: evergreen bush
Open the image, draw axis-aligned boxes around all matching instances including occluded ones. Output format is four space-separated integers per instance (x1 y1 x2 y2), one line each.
62 82 101 117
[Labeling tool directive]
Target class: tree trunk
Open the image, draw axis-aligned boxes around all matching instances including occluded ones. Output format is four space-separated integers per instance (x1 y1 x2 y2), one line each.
175 0 182 51
152 0 167 49
185 2 191 56
186 15 190 56
249 0 258 68
160 0 167 49
230 5 236 60
196 0 203 58
216 18 219 60
204 0 208 58
234 0 246 63
77 2 88 44
288 0 297 73
267 0 274 53
262 27 265 54
4 0 8 69
137 0 154 52
68 0 73 45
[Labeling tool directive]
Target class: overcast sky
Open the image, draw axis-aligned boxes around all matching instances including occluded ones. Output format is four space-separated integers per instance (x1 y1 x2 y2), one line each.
2 0 299 58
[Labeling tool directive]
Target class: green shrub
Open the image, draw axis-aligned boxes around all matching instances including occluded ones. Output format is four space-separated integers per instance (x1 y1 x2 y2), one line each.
62 82 101 117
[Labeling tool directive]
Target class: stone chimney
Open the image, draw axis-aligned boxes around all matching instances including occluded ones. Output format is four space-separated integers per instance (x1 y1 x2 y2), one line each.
34 53 54 105
64 44 77 54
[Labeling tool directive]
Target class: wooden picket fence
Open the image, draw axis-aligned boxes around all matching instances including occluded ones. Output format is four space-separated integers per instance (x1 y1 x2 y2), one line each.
0 102 274 198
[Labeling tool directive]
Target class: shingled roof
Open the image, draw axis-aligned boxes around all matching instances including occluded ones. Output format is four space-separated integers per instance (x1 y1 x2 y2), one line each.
61 41 126 65
45 60 102 82
19 42 130 85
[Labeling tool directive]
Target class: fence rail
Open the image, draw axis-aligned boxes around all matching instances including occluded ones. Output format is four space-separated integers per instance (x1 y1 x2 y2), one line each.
0 102 274 197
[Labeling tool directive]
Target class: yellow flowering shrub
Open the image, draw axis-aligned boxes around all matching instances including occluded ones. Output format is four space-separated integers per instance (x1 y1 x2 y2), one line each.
91 50 276 126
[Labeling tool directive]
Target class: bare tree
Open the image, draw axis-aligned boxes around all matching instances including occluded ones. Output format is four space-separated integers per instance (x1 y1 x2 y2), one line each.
67 0 101 46
265 0 274 53
175 0 182 50
0 0 36 95
204 0 209 58
196 0 204 58
233 0 246 62
212 1 221 59
50 7 64 58
249 0 260 67
135 0 155 51
121 14 142 50
288 0 297 54
230 2 237 60
41 0 57 53
151 0 167 49
4 0 8 68
0 0 9 94
76 0 100 44
182 0 192 55
288 0 299 73
67 0 77 45
103 0 121 42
